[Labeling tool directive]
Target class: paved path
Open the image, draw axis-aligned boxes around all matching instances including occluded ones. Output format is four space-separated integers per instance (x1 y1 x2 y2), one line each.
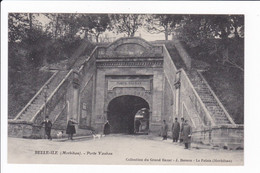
8 134 243 165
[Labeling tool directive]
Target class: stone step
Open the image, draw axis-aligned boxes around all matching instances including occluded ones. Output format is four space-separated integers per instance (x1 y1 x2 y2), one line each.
214 116 228 120
30 103 43 107
202 101 217 105
207 109 224 114
207 108 223 112
197 91 211 94
204 103 218 107
203 99 218 103
33 99 45 103
215 121 230 124
213 111 226 115
215 118 230 122
194 84 207 88
213 114 229 119
207 108 222 112
197 88 210 92
200 94 215 99
212 114 227 119
207 105 221 109
207 110 223 115
201 98 217 102
212 113 228 118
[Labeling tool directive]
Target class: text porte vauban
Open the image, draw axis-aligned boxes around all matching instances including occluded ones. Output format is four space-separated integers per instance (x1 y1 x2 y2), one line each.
108 80 150 91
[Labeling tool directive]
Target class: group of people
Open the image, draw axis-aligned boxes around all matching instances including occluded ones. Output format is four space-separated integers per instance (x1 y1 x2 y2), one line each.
41 116 111 140
41 116 78 140
41 115 191 149
161 117 192 149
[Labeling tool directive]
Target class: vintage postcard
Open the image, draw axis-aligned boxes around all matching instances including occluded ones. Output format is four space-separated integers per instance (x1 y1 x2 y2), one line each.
1 1 260 173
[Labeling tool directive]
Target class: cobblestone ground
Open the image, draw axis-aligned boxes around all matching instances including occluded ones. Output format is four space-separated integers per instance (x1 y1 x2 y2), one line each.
8 134 243 165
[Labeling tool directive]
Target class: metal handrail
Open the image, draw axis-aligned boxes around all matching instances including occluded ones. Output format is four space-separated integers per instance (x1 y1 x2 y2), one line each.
197 71 236 125
14 71 58 120
30 69 74 122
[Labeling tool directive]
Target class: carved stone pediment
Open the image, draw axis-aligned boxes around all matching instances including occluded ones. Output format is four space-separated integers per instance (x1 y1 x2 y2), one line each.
97 37 163 58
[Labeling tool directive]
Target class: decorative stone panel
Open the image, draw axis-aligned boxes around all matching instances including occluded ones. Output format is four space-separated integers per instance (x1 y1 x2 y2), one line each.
97 37 163 58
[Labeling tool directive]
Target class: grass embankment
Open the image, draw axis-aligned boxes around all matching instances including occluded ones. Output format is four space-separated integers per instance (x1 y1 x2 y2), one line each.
8 39 95 119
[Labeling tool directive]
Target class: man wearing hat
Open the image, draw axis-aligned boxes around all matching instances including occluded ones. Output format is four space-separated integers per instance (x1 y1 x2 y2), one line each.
66 118 78 140
179 117 185 143
41 116 52 140
183 120 192 149
161 120 168 140
172 117 180 142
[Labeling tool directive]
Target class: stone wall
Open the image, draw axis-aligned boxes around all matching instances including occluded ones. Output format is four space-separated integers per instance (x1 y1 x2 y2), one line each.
192 125 244 149
179 70 211 128
172 36 191 69
77 53 96 132
163 77 175 124
93 67 164 133
52 104 68 130
163 42 243 149
8 121 34 138
79 76 94 129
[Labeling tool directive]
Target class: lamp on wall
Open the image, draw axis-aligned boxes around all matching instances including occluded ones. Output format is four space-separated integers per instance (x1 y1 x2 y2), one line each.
174 80 181 89
73 72 80 89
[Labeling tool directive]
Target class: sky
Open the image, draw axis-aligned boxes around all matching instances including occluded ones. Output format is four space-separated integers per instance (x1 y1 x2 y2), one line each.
37 13 168 42
102 28 169 42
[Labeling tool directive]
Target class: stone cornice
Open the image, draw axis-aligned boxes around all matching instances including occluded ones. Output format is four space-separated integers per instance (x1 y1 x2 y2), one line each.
96 60 163 68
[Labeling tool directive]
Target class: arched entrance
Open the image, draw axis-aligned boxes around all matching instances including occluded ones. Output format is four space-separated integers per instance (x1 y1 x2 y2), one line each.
107 95 149 134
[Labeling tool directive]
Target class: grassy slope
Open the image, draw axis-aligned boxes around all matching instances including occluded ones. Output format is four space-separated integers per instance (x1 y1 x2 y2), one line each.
8 70 53 119
203 65 244 124
8 39 95 119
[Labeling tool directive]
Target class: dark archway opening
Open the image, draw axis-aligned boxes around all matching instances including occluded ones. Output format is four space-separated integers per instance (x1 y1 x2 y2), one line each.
107 95 149 134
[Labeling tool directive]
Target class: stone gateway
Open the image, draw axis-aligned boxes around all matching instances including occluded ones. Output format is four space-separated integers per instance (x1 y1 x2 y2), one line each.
8 37 243 149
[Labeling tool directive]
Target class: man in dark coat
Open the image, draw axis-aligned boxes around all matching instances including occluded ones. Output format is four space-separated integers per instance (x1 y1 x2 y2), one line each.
103 120 111 135
179 117 185 143
172 117 180 142
182 120 192 149
66 118 78 140
161 120 168 140
134 119 141 133
41 116 52 140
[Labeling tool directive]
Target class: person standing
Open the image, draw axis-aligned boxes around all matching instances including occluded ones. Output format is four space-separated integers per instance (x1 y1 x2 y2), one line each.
41 116 52 140
179 117 185 143
103 120 111 135
66 118 78 140
183 120 192 149
172 117 180 142
134 119 141 133
161 120 168 140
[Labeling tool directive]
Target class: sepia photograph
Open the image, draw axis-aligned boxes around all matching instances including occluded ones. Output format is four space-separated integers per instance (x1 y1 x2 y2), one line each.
6 12 244 165
2 1 260 173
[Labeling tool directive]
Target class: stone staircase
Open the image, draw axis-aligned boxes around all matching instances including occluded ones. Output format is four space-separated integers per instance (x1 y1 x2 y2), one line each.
186 70 235 125
14 70 69 122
